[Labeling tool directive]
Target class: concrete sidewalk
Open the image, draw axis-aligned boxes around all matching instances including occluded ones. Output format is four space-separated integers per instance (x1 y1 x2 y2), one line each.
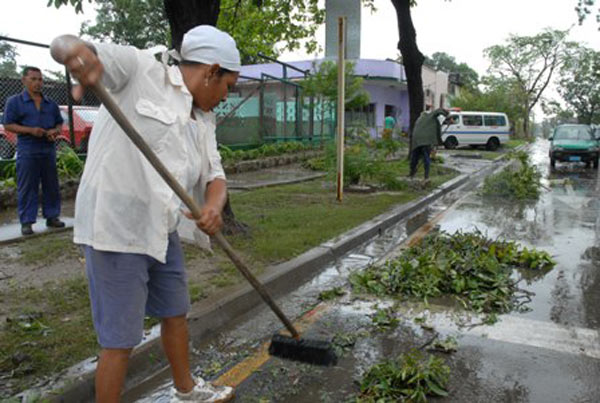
0 217 74 244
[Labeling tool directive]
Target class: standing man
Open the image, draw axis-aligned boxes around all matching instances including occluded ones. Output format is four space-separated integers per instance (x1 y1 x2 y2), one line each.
3 67 66 235
409 108 449 181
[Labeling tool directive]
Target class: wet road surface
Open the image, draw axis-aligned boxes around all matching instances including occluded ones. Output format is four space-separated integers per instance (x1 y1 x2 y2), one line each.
126 139 600 402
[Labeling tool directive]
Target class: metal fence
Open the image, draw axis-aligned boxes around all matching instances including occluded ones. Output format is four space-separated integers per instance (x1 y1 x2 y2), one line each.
214 74 336 149
0 36 100 160
0 36 335 160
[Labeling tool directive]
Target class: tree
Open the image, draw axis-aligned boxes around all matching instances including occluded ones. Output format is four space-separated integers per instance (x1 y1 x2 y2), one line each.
79 0 169 49
484 29 574 137
557 46 600 125
541 100 577 127
576 0 600 28
0 39 19 78
390 0 424 141
452 76 528 137
51 0 328 63
426 51 479 91
302 61 369 109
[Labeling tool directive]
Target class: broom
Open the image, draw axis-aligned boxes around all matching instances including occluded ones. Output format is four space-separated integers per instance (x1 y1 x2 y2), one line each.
90 82 337 366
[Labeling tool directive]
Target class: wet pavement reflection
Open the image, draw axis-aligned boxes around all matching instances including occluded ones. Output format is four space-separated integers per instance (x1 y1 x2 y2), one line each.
126 139 600 402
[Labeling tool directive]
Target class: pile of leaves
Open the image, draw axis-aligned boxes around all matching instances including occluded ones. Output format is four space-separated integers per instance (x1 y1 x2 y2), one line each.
481 150 542 200
218 141 315 164
350 230 555 319
358 349 450 402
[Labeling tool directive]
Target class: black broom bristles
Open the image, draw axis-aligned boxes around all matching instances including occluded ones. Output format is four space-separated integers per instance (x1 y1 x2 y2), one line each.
268 333 338 366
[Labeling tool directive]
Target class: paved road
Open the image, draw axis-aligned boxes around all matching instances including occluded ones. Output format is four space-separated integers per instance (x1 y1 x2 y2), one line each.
125 139 600 402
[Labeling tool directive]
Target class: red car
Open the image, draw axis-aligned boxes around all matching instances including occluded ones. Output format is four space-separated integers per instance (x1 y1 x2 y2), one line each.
0 105 99 159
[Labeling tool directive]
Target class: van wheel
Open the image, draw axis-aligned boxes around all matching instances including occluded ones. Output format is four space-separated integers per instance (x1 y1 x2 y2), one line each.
444 136 458 149
0 137 15 159
486 137 500 151
550 158 556 169
594 158 599 169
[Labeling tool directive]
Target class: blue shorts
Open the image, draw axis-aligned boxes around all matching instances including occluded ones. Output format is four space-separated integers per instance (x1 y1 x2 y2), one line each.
84 232 190 348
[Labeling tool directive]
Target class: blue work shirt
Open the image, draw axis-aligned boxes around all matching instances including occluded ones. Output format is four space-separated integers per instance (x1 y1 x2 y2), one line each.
3 91 64 155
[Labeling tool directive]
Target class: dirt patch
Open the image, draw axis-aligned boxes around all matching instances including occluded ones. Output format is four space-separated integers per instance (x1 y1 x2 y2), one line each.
0 230 254 399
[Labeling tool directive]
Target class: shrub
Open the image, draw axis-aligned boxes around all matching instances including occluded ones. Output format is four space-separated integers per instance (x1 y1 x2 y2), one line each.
482 151 541 200
56 147 84 179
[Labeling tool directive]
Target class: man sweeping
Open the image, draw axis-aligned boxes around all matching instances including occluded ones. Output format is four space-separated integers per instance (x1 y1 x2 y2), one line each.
51 25 239 402
409 108 449 181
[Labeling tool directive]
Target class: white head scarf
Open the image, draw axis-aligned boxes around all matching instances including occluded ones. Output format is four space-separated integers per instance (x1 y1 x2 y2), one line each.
168 25 241 72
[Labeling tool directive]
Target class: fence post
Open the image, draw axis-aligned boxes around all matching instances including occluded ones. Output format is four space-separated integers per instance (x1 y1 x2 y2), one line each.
295 86 301 141
259 79 264 144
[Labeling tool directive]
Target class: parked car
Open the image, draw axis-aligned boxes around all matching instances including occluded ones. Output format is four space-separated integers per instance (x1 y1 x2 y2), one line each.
440 111 510 151
57 105 98 152
548 124 599 169
0 105 98 159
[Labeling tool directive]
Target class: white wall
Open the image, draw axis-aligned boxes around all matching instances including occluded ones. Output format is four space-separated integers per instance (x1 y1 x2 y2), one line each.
422 65 450 110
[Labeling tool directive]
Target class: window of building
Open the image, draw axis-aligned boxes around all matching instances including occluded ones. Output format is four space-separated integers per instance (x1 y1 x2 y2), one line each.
345 103 375 127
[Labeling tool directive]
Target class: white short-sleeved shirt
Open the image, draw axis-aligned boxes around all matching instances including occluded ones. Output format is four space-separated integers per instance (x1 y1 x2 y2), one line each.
73 43 226 263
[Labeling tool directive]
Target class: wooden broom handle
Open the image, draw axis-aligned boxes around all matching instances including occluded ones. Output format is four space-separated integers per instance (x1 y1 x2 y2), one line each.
91 83 300 340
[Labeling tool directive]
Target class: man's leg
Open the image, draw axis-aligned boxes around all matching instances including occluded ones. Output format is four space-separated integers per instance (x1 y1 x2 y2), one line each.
409 147 420 177
423 146 431 179
16 154 41 225
40 150 61 220
161 315 195 393
95 348 132 403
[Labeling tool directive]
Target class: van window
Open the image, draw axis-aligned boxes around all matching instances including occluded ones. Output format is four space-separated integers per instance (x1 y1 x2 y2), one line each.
484 115 506 126
444 115 459 125
463 115 483 126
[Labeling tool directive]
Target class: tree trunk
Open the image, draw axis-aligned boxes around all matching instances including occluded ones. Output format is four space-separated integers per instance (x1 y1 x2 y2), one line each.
163 0 248 236
391 0 425 155
164 0 221 51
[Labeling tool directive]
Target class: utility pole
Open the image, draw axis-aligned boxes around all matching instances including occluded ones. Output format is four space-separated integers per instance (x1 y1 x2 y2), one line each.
336 16 346 202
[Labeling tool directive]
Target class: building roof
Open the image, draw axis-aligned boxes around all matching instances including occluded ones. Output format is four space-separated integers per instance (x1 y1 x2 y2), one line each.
240 58 406 83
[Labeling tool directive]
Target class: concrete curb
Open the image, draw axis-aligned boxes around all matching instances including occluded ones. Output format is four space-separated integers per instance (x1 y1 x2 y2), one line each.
49 155 510 403
228 173 327 190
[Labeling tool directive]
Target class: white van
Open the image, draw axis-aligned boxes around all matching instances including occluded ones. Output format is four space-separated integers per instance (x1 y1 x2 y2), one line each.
440 111 510 151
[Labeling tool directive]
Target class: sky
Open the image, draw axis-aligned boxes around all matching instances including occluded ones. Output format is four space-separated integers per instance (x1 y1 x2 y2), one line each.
278 0 600 76
1 0 599 102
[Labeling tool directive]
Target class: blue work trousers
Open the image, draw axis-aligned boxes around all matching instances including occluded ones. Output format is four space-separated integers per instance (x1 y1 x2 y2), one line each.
16 147 61 224
409 145 431 179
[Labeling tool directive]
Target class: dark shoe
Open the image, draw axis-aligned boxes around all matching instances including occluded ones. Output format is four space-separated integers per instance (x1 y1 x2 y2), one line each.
21 223 34 236
46 217 66 228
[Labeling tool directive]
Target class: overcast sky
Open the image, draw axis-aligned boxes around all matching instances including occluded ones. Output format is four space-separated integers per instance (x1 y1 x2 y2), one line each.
3 0 599 74
279 0 600 76
2 0 599 103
